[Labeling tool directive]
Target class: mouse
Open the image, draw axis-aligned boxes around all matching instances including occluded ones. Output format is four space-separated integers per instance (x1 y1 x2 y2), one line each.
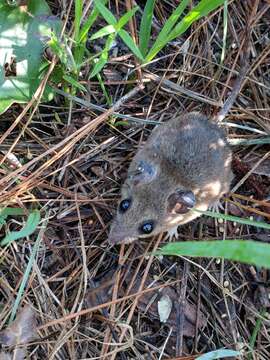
108 112 233 244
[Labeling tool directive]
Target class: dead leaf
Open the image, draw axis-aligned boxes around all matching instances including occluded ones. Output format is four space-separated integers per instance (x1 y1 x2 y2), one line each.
0 305 37 360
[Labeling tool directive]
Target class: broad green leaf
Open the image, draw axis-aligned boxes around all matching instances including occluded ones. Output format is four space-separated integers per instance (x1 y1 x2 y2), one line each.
90 25 116 40
0 0 61 114
196 349 240 360
94 0 117 25
63 75 87 91
139 0 156 57
0 210 41 246
119 29 145 61
193 209 270 230
117 6 139 30
159 240 270 268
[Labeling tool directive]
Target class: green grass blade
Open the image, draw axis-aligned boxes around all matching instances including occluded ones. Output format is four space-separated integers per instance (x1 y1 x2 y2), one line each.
90 24 116 40
146 0 189 60
0 210 41 246
193 209 270 230
94 0 117 25
220 0 228 64
79 0 109 43
9 216 48 323
0 207 25 218
146 0 224 61
118 29 144 61
75 0 83 42
117 6 139 29
229 137 270 146
196 349 240 360
63 74 87 91
248 309 266 360
139 0 156 57
89 34 115 78
168 0 225 42
158 240 270 268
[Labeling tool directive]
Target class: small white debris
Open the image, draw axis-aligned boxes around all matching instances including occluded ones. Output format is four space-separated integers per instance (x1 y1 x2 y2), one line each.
223 280 230 288
158 294 172 323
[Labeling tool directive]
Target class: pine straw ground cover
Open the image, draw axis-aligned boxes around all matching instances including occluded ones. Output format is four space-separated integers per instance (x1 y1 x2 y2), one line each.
0 0 270 359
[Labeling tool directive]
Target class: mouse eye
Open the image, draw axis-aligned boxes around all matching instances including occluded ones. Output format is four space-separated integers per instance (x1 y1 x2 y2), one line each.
119 199 131 213
140 221 154 235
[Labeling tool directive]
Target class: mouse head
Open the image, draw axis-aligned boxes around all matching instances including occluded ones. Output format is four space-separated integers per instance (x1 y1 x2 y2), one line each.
108 156 196 244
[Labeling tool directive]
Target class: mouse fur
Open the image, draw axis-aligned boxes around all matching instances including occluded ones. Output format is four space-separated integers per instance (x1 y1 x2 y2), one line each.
108 112 233 244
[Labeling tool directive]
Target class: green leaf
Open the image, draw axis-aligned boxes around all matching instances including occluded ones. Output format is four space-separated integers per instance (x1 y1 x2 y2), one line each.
146 0 224 62
89 34 115 78
168 0 225 42
146 0 189 61
193 209 270 230
90 25 116 40
0 0 61 114
0 210 41 246
75 0 83 42
119 29 145 61
196 349 240 360
93 1 144 61
94 0 117 25
117 6 138 30
0 207 26 228
79 0 109 43
63 74 87 91
9 215 48 323
159 240 270 269
139 0 156 57
0 207 25 218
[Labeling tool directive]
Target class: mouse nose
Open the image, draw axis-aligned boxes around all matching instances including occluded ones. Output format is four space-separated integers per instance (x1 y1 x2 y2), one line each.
108 230 137 245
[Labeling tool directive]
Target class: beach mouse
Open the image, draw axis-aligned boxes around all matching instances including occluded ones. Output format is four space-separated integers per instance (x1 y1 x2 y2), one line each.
108 112 233 244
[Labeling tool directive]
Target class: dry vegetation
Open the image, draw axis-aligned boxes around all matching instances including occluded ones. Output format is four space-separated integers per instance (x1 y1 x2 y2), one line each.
0 0 270 359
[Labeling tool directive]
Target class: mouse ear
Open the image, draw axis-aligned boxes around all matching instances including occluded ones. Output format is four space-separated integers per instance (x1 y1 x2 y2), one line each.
167 190 196 214
128 160 158 186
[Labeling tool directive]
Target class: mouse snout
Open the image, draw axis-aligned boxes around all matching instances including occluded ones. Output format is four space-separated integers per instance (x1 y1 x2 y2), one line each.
108 227 137 245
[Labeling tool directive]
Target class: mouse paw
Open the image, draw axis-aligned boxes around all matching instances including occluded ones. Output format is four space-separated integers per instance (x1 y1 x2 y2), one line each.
209 200 224 213
165 226 179 242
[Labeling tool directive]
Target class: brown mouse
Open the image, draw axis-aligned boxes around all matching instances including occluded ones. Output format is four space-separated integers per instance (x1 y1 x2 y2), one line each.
108 112 233 244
